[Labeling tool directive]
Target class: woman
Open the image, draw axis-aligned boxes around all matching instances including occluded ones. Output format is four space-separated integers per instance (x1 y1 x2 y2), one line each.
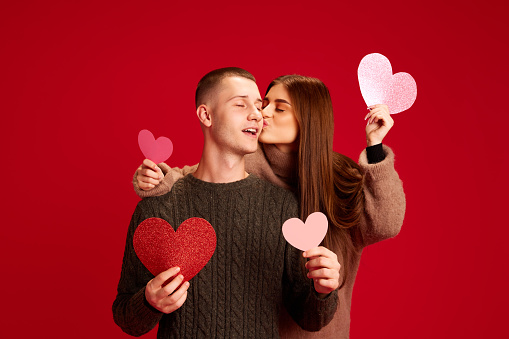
134 75 405 338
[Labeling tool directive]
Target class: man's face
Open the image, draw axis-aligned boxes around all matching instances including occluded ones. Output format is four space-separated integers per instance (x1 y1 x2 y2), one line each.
208 76 263 155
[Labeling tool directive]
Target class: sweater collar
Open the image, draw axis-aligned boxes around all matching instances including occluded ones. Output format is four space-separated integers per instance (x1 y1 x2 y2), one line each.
185 172 259 192
261 143 298 187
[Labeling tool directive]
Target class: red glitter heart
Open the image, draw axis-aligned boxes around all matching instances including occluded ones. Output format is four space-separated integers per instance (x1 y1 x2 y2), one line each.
133 217 216 282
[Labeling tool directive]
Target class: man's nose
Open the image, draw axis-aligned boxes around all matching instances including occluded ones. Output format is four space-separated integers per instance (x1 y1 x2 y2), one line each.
249 106 262 121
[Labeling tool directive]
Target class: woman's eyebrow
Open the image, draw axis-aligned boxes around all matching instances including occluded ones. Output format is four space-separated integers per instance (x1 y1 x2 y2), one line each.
274 98 291 105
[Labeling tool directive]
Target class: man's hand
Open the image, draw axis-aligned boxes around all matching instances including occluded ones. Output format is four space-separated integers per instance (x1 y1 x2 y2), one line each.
303 246 341 297
145 267 190 314
136 159 163 190
365 104 394 147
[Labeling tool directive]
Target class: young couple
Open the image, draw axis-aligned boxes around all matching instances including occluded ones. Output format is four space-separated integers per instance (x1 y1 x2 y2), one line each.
113 67 406 338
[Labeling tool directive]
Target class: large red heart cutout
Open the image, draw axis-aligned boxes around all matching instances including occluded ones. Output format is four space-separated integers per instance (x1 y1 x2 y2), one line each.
133 217 216 282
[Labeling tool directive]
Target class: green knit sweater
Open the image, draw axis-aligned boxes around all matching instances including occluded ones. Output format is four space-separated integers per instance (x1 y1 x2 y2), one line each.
113 174 338 338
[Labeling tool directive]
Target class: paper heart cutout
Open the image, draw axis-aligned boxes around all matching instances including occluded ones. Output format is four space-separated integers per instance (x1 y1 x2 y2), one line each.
358 53 417 114
138 129 173 164
282 212 328 252
133 217 216 282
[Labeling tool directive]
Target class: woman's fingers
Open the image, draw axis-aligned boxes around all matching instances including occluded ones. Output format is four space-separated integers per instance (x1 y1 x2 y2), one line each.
366 109 391 125
136 160 163 190
139 167 161 180
137 171 159 190
365 104 394 147
138 175 160 186
365 104 391 122
142 158 158 171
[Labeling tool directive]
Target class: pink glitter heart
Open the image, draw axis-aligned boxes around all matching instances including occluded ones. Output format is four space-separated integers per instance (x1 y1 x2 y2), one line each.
138 129 173 164
358 53 417 114
133 217 217 282
282 212 328 252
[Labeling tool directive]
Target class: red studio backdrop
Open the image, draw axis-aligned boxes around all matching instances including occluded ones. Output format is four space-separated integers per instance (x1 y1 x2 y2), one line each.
1 0 507 338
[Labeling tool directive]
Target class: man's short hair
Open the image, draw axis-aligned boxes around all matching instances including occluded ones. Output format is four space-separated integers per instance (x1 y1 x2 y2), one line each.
195 67 256 108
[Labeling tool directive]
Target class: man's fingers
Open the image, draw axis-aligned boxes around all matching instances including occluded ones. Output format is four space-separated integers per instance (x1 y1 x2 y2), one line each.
152 267 181 289
306 258 341 272
157 274 185 299
306 257 333 269
303 246 336 260
162 289 189 314
314 278 338 291
162 280 190 305
308 267 340 280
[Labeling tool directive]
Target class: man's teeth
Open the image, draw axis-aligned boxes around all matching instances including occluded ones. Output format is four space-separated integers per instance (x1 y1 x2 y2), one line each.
243 129 256 134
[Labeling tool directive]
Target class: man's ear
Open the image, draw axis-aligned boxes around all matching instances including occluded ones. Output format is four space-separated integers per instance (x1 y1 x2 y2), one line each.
197 105 212 127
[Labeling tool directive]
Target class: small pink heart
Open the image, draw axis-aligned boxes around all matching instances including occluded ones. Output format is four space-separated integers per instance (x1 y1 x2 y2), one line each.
282 212 328 252
138 129 173 164
358 53 417 114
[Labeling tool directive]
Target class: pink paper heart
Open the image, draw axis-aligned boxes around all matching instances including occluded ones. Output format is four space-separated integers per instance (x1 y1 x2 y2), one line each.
138 129 173 164
358 53 417 114
282 212 328 252
133 217 217 282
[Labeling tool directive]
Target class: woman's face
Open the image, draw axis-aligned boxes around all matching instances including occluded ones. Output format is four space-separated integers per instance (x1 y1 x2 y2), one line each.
259 84 299 153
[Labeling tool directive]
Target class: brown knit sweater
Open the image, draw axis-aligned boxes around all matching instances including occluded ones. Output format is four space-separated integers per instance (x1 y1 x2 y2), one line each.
132 144 406 338
114 174 339 338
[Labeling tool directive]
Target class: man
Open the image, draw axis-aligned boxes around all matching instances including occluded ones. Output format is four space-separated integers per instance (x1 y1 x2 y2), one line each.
112 67 339 338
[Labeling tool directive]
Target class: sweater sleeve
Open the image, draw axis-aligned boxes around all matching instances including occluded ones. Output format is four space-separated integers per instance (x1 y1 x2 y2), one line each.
133 163 198 198
281 194 338 332
366 143 385 164
356 145 406 247
112 204 163 336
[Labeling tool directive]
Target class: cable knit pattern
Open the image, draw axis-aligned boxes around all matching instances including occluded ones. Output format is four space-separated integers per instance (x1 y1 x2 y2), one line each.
114 174 338 338
131 143 406 339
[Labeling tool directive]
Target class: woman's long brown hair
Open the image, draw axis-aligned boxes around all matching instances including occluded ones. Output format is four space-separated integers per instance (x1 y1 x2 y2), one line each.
266 75 365 289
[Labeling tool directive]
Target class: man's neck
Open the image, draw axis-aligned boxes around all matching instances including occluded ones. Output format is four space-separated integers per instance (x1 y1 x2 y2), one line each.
193 143 248 183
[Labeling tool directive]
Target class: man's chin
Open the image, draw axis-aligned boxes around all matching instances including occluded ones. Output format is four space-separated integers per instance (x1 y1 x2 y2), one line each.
242 141 259 155
245 146 258 154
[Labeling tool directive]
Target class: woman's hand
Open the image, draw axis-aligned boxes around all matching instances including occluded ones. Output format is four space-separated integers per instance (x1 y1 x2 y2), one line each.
365 104 394 146
136 159 163 190
303 246 341 297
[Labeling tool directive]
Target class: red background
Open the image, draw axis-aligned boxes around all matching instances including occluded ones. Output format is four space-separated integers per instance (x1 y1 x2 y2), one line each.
1 0 508 338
